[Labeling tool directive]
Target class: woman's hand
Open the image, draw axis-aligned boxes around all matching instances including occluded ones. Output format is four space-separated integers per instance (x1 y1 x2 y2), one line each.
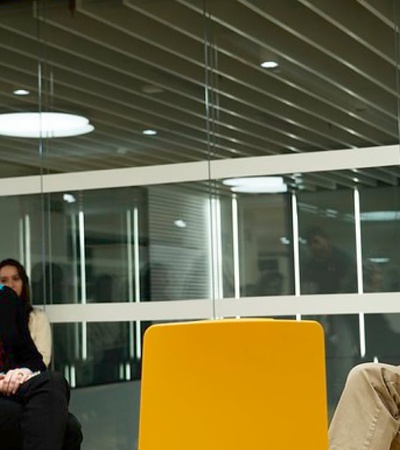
0 368 32 395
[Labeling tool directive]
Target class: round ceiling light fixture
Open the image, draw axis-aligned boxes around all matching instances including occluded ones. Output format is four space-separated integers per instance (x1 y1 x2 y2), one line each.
0 112 94 138
142 129 157 136
223 176 287 194
13 89 30 96
260 60 278 69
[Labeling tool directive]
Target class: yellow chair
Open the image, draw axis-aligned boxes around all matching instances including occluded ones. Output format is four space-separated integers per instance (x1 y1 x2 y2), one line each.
138 319 328 450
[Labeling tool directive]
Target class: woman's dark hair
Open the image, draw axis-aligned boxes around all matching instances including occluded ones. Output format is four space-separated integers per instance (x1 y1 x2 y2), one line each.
0 258 33 322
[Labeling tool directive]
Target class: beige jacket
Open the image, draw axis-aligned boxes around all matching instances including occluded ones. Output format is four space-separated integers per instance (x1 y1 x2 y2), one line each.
28 308 52 367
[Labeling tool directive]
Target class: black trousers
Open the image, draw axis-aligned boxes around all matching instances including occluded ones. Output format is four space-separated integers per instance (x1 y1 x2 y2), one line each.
0 371 83 450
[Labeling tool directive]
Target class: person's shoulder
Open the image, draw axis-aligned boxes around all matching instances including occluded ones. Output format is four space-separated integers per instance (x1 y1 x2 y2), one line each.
30 308 50 323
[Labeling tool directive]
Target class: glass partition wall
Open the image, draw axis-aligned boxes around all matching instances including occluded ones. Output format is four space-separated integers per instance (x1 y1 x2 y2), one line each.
1 0 400 448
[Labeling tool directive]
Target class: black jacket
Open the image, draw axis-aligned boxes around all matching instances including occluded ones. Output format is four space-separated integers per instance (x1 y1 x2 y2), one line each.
0 285 46 373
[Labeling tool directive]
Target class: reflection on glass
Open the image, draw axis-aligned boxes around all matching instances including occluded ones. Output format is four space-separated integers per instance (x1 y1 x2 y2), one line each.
87 322 133 385
53 318 201 388
146 184 211 301
360 186 400 293
303 313 360 412
0 183 214 304
301 225 357 294
364 313 400 364
52 321 142 388
298 190 357 294
297 190 360 411
1 172 400 306
44 188 147 305
220 181 293 298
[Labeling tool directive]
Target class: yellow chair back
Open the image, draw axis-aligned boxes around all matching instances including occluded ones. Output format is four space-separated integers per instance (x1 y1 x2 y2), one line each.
138 319 328 450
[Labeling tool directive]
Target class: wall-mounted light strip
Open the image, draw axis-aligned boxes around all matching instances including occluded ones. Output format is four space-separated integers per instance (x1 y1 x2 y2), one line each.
232 195 240 299
70 364 76 389
70 214 79 304
291 193 301 321
133 207 142 359
19 217 24 267
24 214 31 277
78 211 87 304
125 362 131 381
207 199 214 307
354 188 366 358
210 197 223 301
78 210 87 360
70 213 80 361
292 193 301 297
126 210 134 302
354 189 364 294
126 210 135 359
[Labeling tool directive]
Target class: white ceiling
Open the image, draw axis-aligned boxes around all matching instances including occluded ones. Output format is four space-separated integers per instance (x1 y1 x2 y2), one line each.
0 0 399 190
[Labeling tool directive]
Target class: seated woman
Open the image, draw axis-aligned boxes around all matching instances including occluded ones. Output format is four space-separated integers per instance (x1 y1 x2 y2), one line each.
0 283 69 449
0 258 52 366
0 258 82 450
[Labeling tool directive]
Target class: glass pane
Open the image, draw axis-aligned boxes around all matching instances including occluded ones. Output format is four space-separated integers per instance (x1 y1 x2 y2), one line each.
146 184 211 301
360 185 400 293
304 313 360 412
218 183 293 298
364 313 400 364
362 174 400 365
41 183 212 304
52 321 141 387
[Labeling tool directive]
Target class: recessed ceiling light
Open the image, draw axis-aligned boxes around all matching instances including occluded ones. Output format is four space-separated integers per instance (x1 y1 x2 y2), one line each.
0 112 94 138
142 129 157 136
325 209 338 217
260 61 278 69
223 176 287 193
360 211 400 221
13 89 30 96
231 185 288 193
142 84 164 94
63 193 76 203
174 219 187 228
368 257 389 264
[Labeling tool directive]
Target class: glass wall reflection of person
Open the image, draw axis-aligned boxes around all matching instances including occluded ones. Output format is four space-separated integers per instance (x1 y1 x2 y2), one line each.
0 258 83 450
302 226 359 410
363 261 384 293
302 226 356 294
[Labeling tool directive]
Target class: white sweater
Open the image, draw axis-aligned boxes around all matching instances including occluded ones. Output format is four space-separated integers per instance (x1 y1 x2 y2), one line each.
28 308 52 367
